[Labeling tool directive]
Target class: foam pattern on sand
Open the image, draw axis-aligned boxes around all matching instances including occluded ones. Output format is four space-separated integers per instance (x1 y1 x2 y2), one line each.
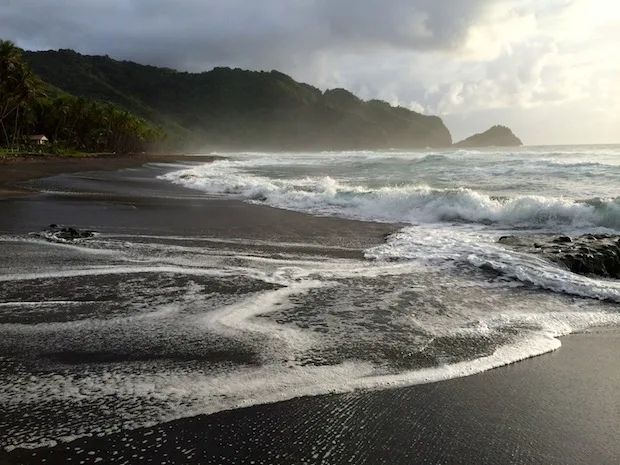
1 234 619 451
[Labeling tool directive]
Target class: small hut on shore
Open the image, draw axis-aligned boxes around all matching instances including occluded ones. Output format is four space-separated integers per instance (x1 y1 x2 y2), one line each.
26 135 49 145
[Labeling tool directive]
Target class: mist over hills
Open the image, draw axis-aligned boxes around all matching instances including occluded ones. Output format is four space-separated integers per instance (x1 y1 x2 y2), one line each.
23 49 454 151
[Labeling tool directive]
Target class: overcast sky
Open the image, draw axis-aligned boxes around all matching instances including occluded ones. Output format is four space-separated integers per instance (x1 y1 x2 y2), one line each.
2 0 619 145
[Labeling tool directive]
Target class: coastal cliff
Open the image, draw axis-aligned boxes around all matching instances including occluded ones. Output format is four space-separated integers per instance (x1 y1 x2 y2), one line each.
454 125 523 148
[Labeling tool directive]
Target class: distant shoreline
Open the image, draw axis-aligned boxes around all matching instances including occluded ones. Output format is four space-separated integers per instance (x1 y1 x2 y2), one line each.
0 153 221 198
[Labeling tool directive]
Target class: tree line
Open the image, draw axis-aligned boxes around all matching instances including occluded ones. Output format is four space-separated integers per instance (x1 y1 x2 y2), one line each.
0 40 164 153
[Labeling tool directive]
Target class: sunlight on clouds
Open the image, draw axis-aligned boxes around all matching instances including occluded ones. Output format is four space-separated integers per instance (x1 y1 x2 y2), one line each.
461 2 538 61
435 0 620 116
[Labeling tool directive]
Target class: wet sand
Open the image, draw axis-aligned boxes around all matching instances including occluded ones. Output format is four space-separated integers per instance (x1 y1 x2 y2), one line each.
0 153 220 197
2 331 618 464
0 161 396 257
0 160 619 464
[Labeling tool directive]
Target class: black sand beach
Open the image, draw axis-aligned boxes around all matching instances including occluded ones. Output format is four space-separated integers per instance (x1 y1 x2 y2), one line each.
0 154 220 197
0 156 395 255
1 158 619 465
3 331 618 465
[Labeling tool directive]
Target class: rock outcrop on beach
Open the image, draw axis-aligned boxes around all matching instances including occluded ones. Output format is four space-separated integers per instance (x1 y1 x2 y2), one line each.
498 234 620 278
454 126 523 148
23 49 453 151
40 224 96 242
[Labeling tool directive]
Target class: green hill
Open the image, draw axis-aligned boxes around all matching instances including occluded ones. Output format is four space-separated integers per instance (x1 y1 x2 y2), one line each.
23 49 452 151
1 39 163 154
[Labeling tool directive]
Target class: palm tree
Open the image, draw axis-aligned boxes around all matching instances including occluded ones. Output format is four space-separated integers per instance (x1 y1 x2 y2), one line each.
0 40 22 86
0 40 42 148
0 40 23 146
49 94 72 144
10 66 42 147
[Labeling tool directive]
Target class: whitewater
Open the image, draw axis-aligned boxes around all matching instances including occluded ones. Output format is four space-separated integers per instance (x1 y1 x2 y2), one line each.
162 146 620 288
2 145 620 452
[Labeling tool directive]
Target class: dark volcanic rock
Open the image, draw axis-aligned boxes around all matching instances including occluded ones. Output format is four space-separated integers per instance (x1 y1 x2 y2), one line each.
454 125 523 148
42 224 96 242
498 233 620 278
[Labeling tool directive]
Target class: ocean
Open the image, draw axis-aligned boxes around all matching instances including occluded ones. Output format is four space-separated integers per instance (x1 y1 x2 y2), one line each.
162 145 620 303
1 145 620 458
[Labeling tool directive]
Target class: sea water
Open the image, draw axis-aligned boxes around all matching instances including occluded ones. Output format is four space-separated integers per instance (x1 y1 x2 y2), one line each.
2 145 620 451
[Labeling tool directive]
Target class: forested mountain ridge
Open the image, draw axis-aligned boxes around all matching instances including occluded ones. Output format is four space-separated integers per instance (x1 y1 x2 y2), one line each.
23 49 453 151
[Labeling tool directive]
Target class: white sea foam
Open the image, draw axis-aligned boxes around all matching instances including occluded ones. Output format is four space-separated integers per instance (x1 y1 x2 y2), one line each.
161 160 620 229
368 225 620 302
0 265 233 283
3 262 619 451
157 154 620 301
2 233 620 451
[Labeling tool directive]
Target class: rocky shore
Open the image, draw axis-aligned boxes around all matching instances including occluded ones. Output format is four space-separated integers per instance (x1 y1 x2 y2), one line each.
498 233 620 279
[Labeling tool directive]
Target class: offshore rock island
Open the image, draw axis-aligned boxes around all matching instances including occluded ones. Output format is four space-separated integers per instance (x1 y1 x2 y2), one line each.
454 125 523 148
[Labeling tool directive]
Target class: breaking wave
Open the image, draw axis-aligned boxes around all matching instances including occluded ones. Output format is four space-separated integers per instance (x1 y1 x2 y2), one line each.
161 161 620 230
161 158 620 302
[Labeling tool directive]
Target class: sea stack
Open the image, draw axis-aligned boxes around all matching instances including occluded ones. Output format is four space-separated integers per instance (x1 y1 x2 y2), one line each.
454 125 523 148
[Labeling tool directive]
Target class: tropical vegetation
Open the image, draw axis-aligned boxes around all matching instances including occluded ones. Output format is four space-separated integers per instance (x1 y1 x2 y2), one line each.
0 40 164 155
22 48 453 150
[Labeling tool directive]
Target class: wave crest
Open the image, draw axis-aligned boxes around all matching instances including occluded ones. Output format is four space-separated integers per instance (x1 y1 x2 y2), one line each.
162 161 620 230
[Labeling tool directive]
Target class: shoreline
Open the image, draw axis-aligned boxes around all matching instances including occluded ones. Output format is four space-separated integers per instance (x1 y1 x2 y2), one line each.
0 157 399 255
0 153 220 198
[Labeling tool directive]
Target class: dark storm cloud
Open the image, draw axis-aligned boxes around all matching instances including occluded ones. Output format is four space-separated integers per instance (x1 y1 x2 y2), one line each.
1 0 489 71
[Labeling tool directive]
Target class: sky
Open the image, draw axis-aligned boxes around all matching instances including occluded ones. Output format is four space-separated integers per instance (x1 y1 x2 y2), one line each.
2 0 619 145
